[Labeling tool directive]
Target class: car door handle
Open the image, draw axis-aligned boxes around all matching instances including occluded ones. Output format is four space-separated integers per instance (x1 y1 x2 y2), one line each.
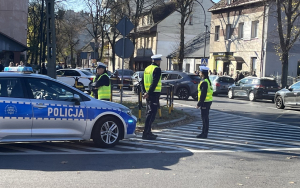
33 104 47 108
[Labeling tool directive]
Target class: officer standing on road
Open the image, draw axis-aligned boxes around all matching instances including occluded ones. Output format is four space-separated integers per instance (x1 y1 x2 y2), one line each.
196 65 213 139
90 62 111 101
142 54 162 140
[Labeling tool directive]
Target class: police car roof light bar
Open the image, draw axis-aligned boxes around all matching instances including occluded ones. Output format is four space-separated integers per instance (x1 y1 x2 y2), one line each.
4 67 34 74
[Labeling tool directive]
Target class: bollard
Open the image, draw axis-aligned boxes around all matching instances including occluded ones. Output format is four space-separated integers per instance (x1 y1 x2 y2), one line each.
158 101 162 118
110 84 113 102
171 85 174 111
138 85 142 122
166 85 169 107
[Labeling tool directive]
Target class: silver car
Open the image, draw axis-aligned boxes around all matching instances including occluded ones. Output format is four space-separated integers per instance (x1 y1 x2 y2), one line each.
0 72 137 148
275 81 300 109
209 75 235 96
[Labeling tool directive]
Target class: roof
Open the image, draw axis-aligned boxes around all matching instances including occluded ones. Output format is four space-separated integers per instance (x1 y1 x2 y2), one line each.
167 32 210 58
209 0 262 12
0 72 49 79
137 2 177 33
0 31 28 52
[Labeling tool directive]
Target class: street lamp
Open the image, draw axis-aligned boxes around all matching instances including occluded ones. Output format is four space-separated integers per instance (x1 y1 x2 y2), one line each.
195 0 208 61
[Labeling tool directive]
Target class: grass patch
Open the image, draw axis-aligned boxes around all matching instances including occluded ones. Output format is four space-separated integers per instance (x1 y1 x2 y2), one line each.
119 101 186 126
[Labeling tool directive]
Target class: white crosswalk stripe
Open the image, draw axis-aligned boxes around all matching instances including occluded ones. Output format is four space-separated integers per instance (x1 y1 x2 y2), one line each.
130 110 300 153
0 110 299 155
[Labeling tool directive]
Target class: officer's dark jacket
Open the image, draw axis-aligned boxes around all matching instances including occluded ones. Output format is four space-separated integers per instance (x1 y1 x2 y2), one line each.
141 62 161 95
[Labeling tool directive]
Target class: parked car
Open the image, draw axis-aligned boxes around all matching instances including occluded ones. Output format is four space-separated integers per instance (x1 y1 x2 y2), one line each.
161 71 201 100
274 81 300 109
80 68 112 77
228 77 280 101
56 69 95 93
209 75 235 96
110 69 134 90
132 71 144 94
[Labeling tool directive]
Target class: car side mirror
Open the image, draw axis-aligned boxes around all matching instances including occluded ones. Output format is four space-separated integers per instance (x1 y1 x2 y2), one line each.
73 94 81 105
235 82 240 86
288 87 293 92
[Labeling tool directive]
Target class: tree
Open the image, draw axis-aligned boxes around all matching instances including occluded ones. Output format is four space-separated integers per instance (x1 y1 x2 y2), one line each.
56 9 86 68
269 0 300 87
174 0 194 71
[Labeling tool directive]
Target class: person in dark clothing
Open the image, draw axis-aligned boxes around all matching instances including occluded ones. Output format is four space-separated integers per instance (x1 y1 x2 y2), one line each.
196 66 213 139
141 54 162 140
41 63 47 75
238 72 245 80
89 62 111 101
0 61 4 72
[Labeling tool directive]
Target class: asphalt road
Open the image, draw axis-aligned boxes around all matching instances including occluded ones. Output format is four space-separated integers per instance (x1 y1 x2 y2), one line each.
172 94 300 127
1 92 300 188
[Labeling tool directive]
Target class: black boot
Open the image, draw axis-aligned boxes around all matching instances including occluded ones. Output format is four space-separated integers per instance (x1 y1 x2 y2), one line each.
196 134 207 139
142 133 157 140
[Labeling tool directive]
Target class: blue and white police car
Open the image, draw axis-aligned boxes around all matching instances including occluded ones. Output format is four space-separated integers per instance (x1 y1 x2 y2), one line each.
0 67 137 148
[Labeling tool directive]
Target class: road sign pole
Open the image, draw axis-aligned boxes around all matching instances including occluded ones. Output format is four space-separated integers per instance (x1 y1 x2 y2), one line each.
120 21 126 104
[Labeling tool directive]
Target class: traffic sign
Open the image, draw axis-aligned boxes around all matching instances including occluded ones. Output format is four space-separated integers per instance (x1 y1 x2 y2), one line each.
201 58 208 65
116 17 134 36
115 38 134 58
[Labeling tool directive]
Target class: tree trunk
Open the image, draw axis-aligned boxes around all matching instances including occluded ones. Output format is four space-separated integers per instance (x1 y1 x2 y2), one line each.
178 16 185 71
71 46 75 68
281 52 289 87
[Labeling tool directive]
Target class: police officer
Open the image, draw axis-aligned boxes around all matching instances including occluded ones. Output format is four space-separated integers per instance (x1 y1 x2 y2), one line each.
196 66 213 139
90 62 111 101
142 54 162 140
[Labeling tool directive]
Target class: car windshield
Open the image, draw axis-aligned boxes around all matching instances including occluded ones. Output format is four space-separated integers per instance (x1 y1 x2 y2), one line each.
219 77 234 83
81 70 93 76
118 70 134 76
188 75 201 80
260 80 278 86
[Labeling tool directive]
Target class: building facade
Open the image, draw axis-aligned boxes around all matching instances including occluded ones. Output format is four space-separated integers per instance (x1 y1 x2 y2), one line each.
208 0 300 79
0 0 29 66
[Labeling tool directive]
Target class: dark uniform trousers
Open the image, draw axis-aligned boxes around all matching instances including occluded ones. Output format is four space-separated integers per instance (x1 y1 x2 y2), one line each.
200 101 212 136
144 92 160 135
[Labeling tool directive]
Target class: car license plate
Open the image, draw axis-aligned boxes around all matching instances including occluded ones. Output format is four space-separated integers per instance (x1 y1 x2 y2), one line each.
268 92 275 94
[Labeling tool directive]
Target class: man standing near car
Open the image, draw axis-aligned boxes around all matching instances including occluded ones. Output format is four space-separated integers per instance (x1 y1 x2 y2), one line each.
90 62 111 101
142 54 162 140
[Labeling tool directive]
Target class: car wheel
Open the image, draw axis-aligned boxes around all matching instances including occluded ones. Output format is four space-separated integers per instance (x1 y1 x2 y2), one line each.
177 87 189 100
249 91 256 101
228 90 234 99
275 96 285 109
192 95 198 101
92 116 123 148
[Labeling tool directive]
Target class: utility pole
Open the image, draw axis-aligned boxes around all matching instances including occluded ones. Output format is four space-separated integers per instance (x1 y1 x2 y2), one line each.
39 0 44 73
46 0 57 79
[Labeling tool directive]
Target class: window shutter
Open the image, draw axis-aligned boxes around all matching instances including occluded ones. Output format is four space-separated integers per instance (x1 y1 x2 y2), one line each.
243 21 251 41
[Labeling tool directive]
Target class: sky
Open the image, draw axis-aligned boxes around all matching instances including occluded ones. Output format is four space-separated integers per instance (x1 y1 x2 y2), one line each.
65 0 221 12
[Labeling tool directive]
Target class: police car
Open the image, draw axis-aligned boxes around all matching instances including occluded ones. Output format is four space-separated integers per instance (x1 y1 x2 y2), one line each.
0 67 137 148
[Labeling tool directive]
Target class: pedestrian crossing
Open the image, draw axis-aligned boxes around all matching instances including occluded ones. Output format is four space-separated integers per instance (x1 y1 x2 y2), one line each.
0 110 299 155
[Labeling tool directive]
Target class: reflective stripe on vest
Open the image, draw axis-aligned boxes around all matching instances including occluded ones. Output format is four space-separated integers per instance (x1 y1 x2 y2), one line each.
198 78 213 102
92 73 111 100
144 65 162 92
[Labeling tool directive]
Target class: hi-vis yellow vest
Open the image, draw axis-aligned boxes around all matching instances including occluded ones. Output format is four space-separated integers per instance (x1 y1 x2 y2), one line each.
92 73 111 100
144 65 162 92
198 78 213 102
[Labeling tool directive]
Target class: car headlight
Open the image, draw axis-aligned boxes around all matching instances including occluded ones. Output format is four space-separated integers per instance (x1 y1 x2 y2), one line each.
120 108 132 116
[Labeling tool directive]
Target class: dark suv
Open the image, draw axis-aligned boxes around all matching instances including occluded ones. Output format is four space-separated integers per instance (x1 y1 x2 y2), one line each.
161 71 201 100
110 69 134 90
228 77 280 101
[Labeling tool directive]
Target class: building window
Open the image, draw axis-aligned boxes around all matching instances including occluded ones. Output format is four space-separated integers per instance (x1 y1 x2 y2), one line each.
215 26 220 41
189 14 193 25
238 22 244 39
236 62 243 70
186 64 190 73
150 37 153 48
251 21 259 38
226 24 232 40
147 15 152 25
227 0 231 5
251 57 257 73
